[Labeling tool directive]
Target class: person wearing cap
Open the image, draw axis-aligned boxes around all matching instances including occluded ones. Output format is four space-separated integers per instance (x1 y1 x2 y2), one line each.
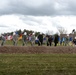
73 37 76 46
30 33 35 46
22 32 28 46
12 32 18 46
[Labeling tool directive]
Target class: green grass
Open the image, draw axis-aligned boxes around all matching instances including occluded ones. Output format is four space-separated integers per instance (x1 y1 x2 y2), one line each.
0 40 74 46
4 40 37 46
5 40 23 46
0 54 76 75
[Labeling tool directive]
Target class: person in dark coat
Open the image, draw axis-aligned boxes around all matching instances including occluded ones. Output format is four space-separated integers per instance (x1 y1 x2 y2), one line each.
47 35 52 46
54 34 59 46
38 33 43 46
73 37 76 46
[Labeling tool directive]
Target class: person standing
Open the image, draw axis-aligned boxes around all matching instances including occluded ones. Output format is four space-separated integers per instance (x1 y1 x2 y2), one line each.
73 36 76 46
54 34 59 46
31 33 35 46
0 34 6 46
12 32 18 46
47 35 52 46
22 32 28 46
38 33 43 46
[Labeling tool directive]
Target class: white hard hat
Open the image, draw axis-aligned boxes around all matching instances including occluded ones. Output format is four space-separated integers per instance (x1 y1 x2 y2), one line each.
75 37 76 39
13 32 16 35
33 33 35 35
24 32 27 35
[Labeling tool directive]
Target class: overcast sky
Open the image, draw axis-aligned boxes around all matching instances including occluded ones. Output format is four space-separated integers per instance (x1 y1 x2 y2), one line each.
0 0 76 34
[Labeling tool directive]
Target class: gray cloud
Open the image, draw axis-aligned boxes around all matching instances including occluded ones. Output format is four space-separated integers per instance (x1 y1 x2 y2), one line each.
0 0 76 16
0 25 9 28
70 24 76 27
19 15 43 26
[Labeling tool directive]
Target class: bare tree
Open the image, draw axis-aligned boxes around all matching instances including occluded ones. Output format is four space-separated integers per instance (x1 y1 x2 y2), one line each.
57 27 67 34
46 30 54 35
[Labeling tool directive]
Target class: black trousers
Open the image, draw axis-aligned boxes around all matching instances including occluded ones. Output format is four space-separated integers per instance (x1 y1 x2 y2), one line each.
47 41 52 46
54 42 57 46
38 40 43 46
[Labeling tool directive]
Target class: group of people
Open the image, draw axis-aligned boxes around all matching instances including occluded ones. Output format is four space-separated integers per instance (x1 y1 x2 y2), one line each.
22 32 35 46
36 33 59 46
12 32 36 46
0 32 76 47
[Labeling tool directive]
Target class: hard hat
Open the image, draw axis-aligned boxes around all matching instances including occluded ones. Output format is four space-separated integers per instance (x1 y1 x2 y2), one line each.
75 37 76 39
13 32 16 35
24 32 27 35
33 33 35 35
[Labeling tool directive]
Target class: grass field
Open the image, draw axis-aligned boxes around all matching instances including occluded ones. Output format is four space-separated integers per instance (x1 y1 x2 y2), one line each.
0 54 76 75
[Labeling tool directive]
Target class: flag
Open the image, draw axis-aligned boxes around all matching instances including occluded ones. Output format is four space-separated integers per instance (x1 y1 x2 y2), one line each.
18 34 22 40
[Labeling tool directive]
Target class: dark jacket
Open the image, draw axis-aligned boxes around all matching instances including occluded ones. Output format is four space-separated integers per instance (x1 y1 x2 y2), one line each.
48 36 52 43
38 34 43 42
73 39 76 45
54 34 59 43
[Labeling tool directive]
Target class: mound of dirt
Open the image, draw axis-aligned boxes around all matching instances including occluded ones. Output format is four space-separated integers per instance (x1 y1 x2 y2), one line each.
0 46 76 54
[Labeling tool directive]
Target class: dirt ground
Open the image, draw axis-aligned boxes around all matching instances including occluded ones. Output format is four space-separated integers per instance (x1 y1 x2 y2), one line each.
0 46 76 54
